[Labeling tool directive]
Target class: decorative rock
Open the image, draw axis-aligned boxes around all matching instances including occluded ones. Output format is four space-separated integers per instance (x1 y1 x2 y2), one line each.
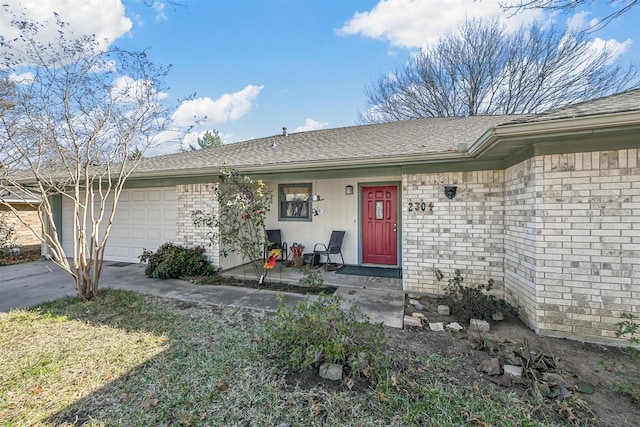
437 305 450 315
403 315 422 328
412 312 427 321
503 365 523 378
505 353 521 366
407 293 421 299
477 358 501 376
319 363 343 381
446 322 463 332
429 322 444 332
492 311 505 321
409 299 426 311
488 373 513 387
470 318 490 332
542 372 573 389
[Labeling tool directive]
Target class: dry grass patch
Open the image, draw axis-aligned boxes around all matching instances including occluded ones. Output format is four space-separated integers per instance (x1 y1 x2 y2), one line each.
1 289 586 426
0 291 169 425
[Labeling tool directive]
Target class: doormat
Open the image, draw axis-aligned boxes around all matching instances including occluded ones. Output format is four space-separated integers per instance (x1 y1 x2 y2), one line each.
109 262 133 267
335 265 402 279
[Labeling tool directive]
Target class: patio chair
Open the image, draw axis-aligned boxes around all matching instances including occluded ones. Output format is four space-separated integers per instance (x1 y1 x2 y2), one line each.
264 229 288 262
313 230 345 270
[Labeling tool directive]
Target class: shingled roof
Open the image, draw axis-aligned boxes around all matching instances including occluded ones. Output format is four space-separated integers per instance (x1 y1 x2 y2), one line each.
134 115 519 177
511 88 640 124
130 89 640 179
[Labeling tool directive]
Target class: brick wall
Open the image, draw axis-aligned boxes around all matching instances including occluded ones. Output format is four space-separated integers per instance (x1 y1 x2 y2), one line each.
402 170 505 295
504 157 542 331
0 203 42 247
532 150 640 343
403 150 639 345
175 183 219 266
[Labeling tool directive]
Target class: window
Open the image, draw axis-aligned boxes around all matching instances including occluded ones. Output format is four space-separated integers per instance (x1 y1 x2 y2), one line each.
279 183 311 221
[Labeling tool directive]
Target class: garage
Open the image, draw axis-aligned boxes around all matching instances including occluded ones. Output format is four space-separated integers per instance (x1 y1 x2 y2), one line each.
61 187 176 263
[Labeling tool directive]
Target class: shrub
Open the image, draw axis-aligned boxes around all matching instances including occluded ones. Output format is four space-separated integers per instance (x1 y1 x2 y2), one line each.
0 215 16 254
438 269 517 322
297 261 324 290
616 313 640 357
139 242 215 280
265 294 388 384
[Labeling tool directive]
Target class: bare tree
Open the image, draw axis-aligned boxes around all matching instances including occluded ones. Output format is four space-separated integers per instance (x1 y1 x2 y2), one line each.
0 11 177 300
501 1 638 30
360 18 639 123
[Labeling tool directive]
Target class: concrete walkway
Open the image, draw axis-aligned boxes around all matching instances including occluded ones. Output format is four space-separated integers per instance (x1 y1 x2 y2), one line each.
0 260 404 328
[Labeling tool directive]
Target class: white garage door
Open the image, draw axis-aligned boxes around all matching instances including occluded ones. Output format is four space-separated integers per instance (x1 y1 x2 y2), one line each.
62 187 176 263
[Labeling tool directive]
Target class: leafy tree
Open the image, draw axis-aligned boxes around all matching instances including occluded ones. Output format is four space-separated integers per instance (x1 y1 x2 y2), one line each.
0 10 176 300
189 129 222 151
501 1 638 30
192 168 272 281
360 18 639 123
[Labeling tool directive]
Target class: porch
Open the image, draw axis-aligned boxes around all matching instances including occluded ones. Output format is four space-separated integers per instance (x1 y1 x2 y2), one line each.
221 262 404 328
221 262 402 291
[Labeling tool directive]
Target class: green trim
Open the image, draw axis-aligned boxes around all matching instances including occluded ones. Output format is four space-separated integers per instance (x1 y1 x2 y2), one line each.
51 194 63 245
502 146 536 170
246 166 404 181
533 137 640 157
277 183 312 222
401 160 505 174
123 175 221 189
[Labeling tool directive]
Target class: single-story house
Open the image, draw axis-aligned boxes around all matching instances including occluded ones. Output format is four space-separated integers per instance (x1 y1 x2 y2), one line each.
54 88 640 345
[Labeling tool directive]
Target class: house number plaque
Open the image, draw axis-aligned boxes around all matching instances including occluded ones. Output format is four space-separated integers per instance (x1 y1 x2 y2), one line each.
407 201 428 212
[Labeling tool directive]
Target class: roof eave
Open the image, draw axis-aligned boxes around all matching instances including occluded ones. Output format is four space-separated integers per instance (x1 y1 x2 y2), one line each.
129 151 471 180
468 110 640 158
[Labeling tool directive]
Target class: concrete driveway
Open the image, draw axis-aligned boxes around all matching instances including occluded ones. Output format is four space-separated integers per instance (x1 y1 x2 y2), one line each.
0 260 404 328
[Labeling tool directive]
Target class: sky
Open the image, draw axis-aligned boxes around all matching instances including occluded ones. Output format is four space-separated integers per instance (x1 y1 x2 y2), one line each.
1 0 639 155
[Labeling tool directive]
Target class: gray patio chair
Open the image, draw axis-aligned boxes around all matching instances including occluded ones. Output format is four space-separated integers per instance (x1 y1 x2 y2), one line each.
313 230 345 270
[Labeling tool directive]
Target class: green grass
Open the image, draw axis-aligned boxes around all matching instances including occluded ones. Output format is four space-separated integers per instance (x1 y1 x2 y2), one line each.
1 289 574 426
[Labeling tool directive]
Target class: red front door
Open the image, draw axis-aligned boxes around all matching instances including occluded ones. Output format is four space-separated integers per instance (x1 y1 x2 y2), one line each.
362 185 398 265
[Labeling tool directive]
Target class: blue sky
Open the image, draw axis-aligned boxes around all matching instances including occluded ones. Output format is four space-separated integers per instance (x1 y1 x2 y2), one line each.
2 0 639 155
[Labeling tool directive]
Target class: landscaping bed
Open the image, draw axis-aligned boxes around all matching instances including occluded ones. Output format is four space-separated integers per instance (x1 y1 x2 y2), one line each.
401 293 640 427
0 245 41 266
190 275 337 295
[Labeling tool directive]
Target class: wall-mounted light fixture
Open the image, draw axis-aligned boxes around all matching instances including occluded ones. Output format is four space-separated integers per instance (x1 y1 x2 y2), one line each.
444 186 457 200
311 194 324 202
345 185 354 195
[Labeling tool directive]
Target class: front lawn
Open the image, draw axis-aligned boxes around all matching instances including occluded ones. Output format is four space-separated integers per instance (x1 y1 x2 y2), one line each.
0 290 592 426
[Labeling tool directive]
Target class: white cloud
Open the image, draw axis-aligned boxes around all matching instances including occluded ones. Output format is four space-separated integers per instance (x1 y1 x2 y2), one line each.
588 37 633 64
152 1 168 22
566 11 599 32
145 128 185 157
338 0 544 48
293 118 329 133
8 72 35 84
0 0 132 54
172 85 264 127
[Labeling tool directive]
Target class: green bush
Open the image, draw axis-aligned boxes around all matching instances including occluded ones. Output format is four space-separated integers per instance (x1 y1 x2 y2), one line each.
265 294 388 384
297 261 324 289
438 269 517 322
139 242 215 280
616 312 640 357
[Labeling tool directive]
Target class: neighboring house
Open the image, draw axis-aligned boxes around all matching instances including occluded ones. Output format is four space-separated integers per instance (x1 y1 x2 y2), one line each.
0 188 42 252
55 88 640 345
